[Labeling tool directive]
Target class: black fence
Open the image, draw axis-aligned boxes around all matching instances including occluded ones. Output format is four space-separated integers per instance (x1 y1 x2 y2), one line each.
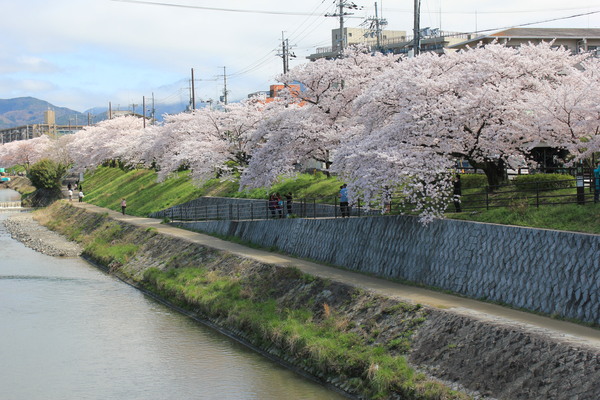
150 196 384 222
150 176 598 222
453 177 597 212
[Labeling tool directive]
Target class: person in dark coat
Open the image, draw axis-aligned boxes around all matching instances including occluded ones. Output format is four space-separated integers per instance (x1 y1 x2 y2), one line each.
285 192 293 216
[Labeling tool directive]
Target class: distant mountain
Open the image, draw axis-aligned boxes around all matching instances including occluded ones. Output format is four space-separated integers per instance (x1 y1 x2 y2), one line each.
0 97 87 129
84 102 189 124
0 97 200 130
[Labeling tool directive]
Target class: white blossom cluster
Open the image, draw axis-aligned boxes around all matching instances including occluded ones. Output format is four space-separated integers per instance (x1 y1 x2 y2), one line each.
1 43 599 221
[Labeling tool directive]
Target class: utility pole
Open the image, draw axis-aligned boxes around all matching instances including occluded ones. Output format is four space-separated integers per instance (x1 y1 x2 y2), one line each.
190 68 196 110
326 0 360 54
151 92 156 125
142 96 146 128
221 66 228 105
413 0 421 56
362 2 387 51
281 32 289 74
277 32 296 74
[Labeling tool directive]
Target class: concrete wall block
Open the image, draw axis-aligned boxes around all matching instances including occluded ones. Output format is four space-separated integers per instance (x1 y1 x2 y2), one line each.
176 215 600 325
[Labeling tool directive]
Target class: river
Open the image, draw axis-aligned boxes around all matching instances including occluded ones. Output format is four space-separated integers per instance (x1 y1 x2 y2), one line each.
0 207 346 399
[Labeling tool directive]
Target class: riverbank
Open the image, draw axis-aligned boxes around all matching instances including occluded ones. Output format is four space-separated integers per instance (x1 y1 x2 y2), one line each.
3 212 82 257
13 201 600 399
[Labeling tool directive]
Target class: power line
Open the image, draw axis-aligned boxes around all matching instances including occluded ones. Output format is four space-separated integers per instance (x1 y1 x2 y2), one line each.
455 9 600 36
111 0 362 17
384 5 600 15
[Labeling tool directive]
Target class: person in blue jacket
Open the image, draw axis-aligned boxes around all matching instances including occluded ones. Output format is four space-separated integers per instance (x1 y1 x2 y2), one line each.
339 184 349 217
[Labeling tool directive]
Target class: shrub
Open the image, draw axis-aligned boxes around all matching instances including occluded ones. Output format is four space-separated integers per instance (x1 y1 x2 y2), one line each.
512 173 575 191
27 159 68 190
459 174 488 189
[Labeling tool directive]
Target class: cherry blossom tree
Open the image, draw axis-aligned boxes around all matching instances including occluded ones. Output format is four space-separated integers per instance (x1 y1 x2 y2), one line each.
327 43 589 220
136 97 270 183
241 47 403 189
0 135 53 169
66 115 146 172
526 55 600 164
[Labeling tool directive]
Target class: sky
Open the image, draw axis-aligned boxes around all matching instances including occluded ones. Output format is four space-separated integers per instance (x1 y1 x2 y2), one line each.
1 0 599 114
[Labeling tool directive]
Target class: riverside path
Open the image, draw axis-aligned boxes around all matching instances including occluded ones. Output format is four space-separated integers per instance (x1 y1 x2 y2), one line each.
68 201 600 350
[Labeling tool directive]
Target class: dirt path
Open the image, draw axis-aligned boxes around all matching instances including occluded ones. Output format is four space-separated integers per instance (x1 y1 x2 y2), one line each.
70 201 600 349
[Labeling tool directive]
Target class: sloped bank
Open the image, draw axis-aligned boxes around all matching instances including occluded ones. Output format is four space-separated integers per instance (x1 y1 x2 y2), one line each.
38 202 600 400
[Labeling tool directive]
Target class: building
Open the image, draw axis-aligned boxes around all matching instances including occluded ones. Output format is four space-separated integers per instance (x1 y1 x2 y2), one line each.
0 109 87 144
448 28 600 53
248 84 303 104
308 27 470 61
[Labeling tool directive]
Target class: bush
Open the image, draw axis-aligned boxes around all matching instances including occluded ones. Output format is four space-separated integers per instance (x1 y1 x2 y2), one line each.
459 174 488 189
28 159 68 190
512 173 575 191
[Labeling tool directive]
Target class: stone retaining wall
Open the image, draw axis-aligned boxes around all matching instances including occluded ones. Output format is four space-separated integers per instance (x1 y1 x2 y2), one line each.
176 216 600 325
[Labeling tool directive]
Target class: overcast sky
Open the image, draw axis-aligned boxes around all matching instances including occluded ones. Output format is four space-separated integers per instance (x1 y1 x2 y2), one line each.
1 0 599 113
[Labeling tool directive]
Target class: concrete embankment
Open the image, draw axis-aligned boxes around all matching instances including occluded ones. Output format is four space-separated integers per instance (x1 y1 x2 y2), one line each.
26 202 600 399
177 216 600 326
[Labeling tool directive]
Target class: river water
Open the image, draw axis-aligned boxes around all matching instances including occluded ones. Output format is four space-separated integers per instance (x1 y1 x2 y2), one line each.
0 207 346 399
0 188 20 202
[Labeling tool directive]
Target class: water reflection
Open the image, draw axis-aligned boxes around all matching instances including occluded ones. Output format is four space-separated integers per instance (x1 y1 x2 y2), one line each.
0 213 346 400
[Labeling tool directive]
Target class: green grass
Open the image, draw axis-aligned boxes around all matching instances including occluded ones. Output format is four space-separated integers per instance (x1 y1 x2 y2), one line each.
142 266 467 400
81 166 343 216
82 166 236 216
448 202 600 234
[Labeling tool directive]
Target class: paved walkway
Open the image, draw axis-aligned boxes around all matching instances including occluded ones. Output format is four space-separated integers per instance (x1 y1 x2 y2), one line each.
70 201 600 349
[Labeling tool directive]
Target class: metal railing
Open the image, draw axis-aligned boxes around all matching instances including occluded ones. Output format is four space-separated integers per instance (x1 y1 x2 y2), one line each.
151 197 383 222
0 201 22 208
453 178 592 212
150 176 597 222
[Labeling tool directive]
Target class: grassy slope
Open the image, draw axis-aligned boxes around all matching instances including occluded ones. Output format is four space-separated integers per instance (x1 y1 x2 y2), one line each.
81 166 343 216
81 166 599 234
448 203 600 235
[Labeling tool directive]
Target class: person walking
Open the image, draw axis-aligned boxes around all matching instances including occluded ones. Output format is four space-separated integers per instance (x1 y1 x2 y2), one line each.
594 162 600 203
68 189 73 202
121 198 127 215
275 193 284 218
78 191 84 202
339 184 349 217
453 174 462 212
285 192 293 216
268 194 277 218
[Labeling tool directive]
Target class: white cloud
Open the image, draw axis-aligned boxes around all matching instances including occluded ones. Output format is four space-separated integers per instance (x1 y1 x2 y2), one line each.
0 0 599 111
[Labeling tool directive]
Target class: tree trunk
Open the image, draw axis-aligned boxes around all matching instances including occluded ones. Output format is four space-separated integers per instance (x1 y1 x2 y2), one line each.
471 159 507 190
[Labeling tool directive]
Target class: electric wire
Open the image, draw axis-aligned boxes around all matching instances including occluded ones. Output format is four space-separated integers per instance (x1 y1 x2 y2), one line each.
111 0 360 17
383 5 600 15
453 10 600 37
